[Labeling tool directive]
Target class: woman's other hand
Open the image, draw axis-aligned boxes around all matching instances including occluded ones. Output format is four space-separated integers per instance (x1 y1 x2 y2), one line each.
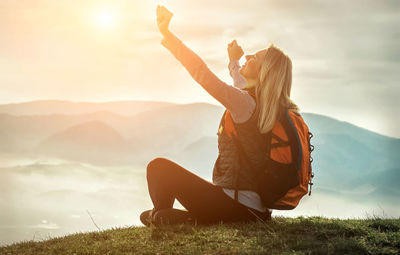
157 5 173 36
227 40 244 60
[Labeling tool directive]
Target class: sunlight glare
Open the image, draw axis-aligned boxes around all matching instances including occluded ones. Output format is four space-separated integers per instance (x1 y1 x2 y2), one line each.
92 9 117 30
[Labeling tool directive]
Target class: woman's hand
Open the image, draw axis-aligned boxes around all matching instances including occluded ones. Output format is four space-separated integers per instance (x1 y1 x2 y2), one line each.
227 40 244 60
157 5 173 37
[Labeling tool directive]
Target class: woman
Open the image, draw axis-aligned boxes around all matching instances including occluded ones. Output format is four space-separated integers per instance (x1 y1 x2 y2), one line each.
140 5 303 226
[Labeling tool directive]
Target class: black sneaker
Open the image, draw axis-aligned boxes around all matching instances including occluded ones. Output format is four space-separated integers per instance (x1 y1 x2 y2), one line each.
152 208 196 226
140 209 154 227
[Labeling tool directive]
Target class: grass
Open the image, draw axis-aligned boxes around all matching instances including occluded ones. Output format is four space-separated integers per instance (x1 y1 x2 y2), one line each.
1 217 399 255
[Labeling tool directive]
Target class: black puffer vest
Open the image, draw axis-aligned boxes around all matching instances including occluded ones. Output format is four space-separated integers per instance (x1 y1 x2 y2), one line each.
212 90 269 192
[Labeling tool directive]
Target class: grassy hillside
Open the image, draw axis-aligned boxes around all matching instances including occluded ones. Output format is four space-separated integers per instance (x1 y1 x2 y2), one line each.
1 217 399 255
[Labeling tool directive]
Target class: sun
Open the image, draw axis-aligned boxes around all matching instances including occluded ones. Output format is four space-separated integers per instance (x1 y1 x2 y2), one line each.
92 9 118 30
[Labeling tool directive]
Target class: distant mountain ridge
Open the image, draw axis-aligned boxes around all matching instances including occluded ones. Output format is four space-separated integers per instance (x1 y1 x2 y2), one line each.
1 100 399 202
37 120 132 165
0 100 176 116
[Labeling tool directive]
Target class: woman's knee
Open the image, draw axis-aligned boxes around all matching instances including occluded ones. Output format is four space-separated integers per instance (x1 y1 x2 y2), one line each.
146 157 170 179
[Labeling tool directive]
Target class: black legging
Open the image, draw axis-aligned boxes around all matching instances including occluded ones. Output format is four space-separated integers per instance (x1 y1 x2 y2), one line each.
146 157 270 224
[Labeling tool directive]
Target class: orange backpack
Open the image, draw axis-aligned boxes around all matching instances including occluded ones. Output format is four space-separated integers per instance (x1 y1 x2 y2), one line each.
232 109 314 210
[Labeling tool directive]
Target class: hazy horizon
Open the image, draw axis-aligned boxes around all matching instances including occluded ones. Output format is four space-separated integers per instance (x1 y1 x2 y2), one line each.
1 99 399 139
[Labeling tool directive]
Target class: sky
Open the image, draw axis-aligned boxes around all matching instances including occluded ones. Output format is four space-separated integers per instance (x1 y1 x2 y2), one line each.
1 0 399 138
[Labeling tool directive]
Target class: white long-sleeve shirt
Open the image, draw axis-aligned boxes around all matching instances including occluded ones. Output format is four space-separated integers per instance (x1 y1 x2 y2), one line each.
228 59 247 89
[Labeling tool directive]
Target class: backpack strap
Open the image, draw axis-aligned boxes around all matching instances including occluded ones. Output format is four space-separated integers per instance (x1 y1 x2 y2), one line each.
279 110 302 171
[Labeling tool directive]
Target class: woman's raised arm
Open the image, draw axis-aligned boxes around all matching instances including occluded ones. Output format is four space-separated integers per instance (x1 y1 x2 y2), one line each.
156 6 254 118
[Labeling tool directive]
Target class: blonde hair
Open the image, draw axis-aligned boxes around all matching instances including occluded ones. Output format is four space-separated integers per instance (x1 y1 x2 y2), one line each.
255 44 299 134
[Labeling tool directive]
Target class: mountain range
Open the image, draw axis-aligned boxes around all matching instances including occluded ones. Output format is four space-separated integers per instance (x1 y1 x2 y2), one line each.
1 100 399 202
